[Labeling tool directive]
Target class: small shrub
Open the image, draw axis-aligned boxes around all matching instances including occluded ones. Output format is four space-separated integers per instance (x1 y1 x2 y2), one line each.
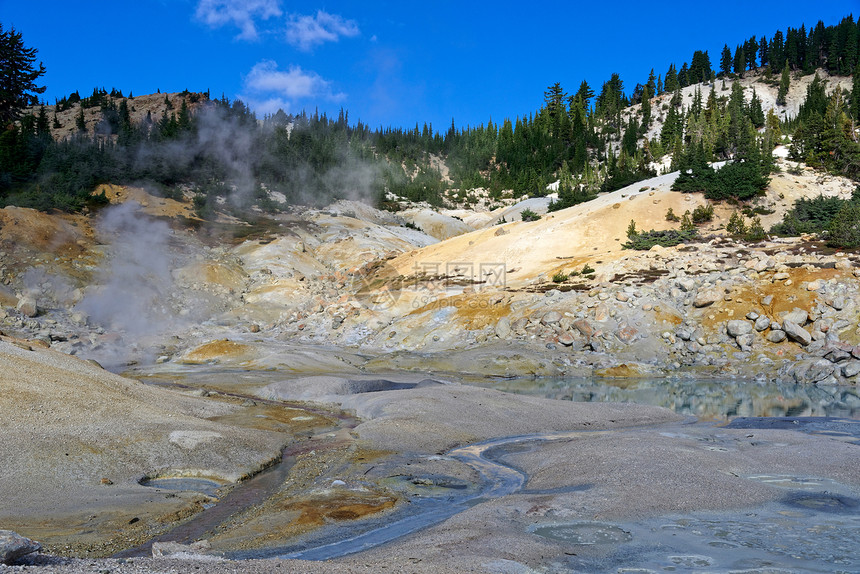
665 207 680 222
626 219 638 238
691 203 714 223
521 208 540 222
552 271 569 283
742 205 775 217
581 263 595 275
680 211 696 232
623 228 698 250
726 211 748 237
745 217 767 241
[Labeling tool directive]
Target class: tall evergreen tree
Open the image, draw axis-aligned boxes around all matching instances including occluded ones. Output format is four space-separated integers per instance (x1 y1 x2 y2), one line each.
641 85 652 128
733 45 746 76
75 106 86 133
851 64 860 122
665 64 679 92
0 24 46 124
720 44 732 76
744 36 758 70
646 69 657 96
759 36 769 68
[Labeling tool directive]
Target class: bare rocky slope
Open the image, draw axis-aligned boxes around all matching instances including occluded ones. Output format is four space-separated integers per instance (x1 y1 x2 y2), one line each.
2 152 859 386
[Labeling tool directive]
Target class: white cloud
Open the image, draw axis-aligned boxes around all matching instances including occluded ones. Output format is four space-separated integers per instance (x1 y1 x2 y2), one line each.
285 10 360 51
195 0 282 41
241 60 345 114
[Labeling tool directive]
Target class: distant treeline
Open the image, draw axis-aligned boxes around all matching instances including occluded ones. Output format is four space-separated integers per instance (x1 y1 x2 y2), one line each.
1 15 858 215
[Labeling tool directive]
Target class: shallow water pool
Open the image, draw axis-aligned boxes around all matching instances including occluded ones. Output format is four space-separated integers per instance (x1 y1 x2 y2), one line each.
470 376 860 419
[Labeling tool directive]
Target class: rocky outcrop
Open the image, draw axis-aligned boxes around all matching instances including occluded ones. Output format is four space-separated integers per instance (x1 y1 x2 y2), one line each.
0 531 40 564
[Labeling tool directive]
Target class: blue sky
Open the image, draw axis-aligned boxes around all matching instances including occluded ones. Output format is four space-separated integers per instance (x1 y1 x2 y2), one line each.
1 1 856 130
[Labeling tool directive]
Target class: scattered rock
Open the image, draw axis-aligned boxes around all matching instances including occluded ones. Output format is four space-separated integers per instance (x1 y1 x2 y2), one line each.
572 319 595 338
15 296 37 318
767 330 787 343
781 308 809 326
615 326 638 343
726 320 753 338
495 317 512 340
754 315 771 332
843 360 860 378
736 333 754 350
558 332 575 346
693 289 720 308
824 349 851 363
782 319 812 346
541 311 562 325
0 531 40 565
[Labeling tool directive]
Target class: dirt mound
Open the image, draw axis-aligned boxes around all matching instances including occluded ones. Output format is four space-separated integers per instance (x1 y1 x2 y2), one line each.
97 184 194 219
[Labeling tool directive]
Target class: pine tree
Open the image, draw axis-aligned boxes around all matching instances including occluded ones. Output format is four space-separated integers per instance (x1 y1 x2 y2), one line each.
851 64 860 122
0 24 47 124
759 36 769 68
748 36 759 70
777 62 790 106
665 64 679 92
720 44 732 76
641 85 652 128
575 80 594 109
75 106 86 133
646 69 657 96
748 89 765 127
733 45 746 77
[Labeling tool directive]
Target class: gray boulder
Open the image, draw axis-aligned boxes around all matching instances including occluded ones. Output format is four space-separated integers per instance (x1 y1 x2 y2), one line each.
693 289 720 308
541 311 562 325
15 296 37 318
782 319 812 346
677 277 696 292
781 308 809 326
754 315 771 332
0 531 40 564
843 360 860 378
495 317 512 340
736 333 755 350
767 329 787 343
727 320 753 338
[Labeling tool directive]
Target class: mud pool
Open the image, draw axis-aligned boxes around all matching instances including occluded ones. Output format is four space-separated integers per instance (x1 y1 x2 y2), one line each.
118 365 860 572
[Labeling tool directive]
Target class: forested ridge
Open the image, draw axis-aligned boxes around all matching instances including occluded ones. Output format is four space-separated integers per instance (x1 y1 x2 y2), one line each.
1 15 860 220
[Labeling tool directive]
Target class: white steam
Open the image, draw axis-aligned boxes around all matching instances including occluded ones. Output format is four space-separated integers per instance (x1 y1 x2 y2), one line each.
76 202 179 340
